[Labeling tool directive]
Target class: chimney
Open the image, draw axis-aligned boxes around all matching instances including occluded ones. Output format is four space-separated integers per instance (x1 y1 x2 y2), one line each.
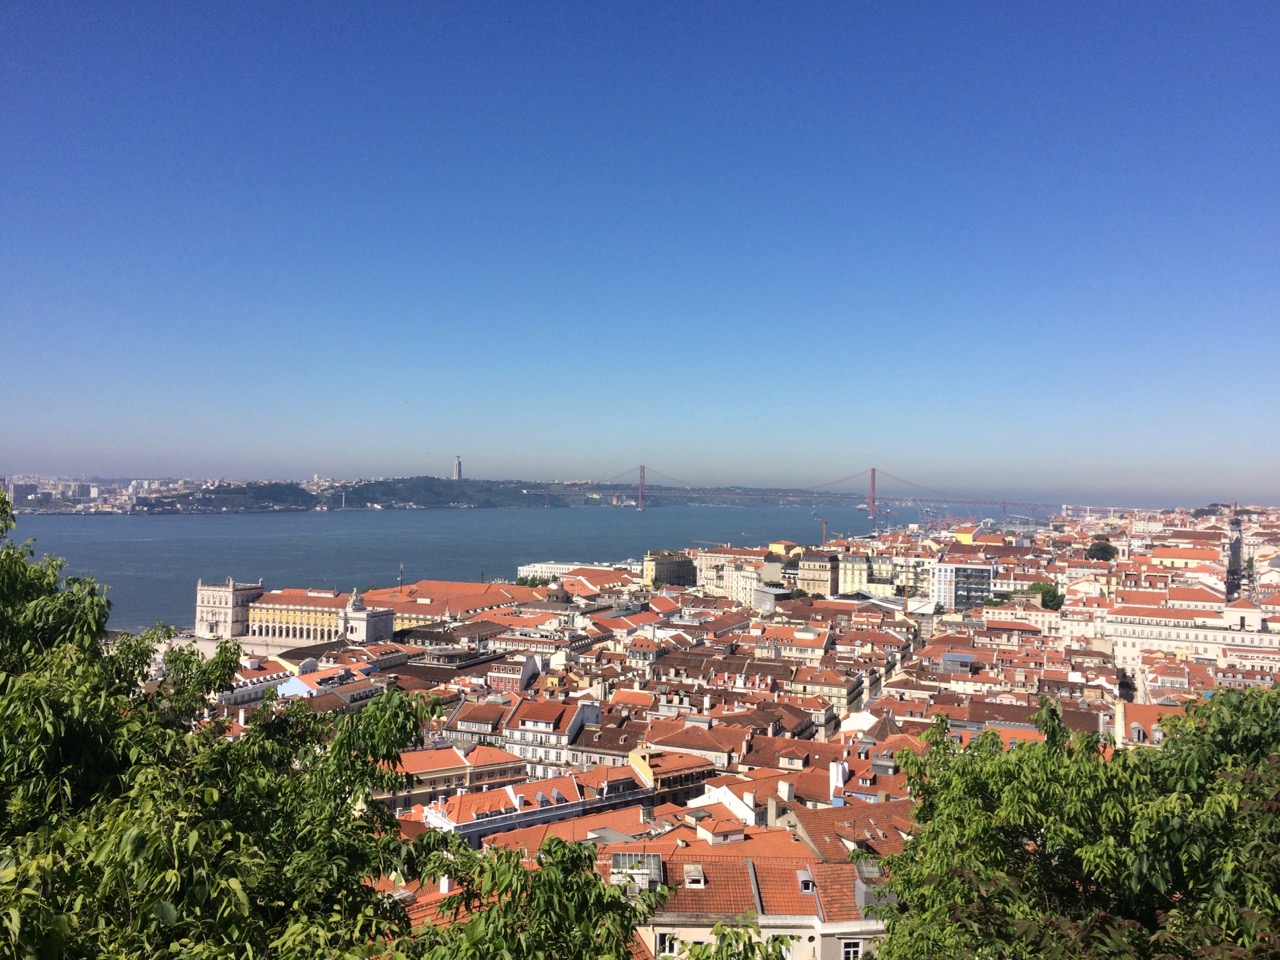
778 780 795 803
440 875 456 895
237 707 246 727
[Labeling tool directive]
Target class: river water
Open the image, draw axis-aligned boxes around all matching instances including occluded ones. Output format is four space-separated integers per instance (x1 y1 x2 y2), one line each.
13 504 888 632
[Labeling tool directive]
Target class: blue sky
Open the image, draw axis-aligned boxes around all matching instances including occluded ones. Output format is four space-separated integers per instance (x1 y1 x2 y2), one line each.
3 2 1278 505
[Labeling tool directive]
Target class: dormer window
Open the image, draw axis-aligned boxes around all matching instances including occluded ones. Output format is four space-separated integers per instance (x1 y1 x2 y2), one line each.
797 868 815 893
682 864 706 889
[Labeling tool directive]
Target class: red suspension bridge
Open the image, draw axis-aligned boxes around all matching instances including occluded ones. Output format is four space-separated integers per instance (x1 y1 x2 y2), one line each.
528 466 1063 521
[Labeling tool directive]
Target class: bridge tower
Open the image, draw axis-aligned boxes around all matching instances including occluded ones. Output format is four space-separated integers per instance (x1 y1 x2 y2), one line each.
637 465 646 512
868 467 876 521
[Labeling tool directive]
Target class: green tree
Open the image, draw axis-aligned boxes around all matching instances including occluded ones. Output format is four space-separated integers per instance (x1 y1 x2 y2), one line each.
1024 581 1064 610
1085 540 1118 562
410 835 660 960
874 694 1280 960
679 920 793 960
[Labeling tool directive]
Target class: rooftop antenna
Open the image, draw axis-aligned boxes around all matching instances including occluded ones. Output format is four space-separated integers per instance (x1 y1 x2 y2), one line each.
398 561 404 590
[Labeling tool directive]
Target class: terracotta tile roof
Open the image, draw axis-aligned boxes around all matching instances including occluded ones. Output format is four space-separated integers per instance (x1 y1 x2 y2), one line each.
788 798 915 861
517 699 571 723
365 579 546 604
659 860 758 914
254 591 351 609
449 700 510 726
812 862 866 921
646 751 717 775
752 859 821 916
395 745 471 775
1123 702 1184 738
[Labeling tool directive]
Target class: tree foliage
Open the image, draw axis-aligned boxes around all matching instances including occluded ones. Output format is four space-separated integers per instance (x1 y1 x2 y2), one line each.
679 920 793 960
514 576 553 588
874 695 1280 960
1024 580 1065 610
1085 540 1119 562
408 835 660 960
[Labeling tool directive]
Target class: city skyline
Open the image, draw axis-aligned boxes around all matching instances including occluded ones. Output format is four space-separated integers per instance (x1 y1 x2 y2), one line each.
4 3 1278 503
3 463 1271 513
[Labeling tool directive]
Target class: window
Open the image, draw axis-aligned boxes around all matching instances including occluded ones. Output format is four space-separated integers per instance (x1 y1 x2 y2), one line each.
656 932 678 957
841 940 863 960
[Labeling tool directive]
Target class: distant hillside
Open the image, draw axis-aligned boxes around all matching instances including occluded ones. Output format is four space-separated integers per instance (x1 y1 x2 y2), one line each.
330 476 572 509
138 482 319 513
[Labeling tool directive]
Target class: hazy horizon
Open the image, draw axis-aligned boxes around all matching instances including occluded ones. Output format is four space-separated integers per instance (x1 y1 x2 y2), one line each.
1 462 1267 512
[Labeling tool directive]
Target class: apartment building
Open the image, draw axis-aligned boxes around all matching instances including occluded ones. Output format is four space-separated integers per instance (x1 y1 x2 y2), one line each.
931 559 997 611
796 552 840 598
501 697 602 779
838 554 896 598
1104 603 1275 673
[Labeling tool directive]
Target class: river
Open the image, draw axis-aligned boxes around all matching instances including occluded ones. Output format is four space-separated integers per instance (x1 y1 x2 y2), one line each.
13 504 889 632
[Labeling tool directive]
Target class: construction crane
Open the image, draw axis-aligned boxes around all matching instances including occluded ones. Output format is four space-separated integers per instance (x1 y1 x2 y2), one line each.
815 517 829 545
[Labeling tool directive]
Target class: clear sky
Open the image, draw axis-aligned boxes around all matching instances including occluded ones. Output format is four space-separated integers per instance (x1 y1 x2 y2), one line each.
3 2 1278 506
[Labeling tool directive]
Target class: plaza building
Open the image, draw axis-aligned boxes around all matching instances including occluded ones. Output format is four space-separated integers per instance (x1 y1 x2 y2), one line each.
195 578 265 639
